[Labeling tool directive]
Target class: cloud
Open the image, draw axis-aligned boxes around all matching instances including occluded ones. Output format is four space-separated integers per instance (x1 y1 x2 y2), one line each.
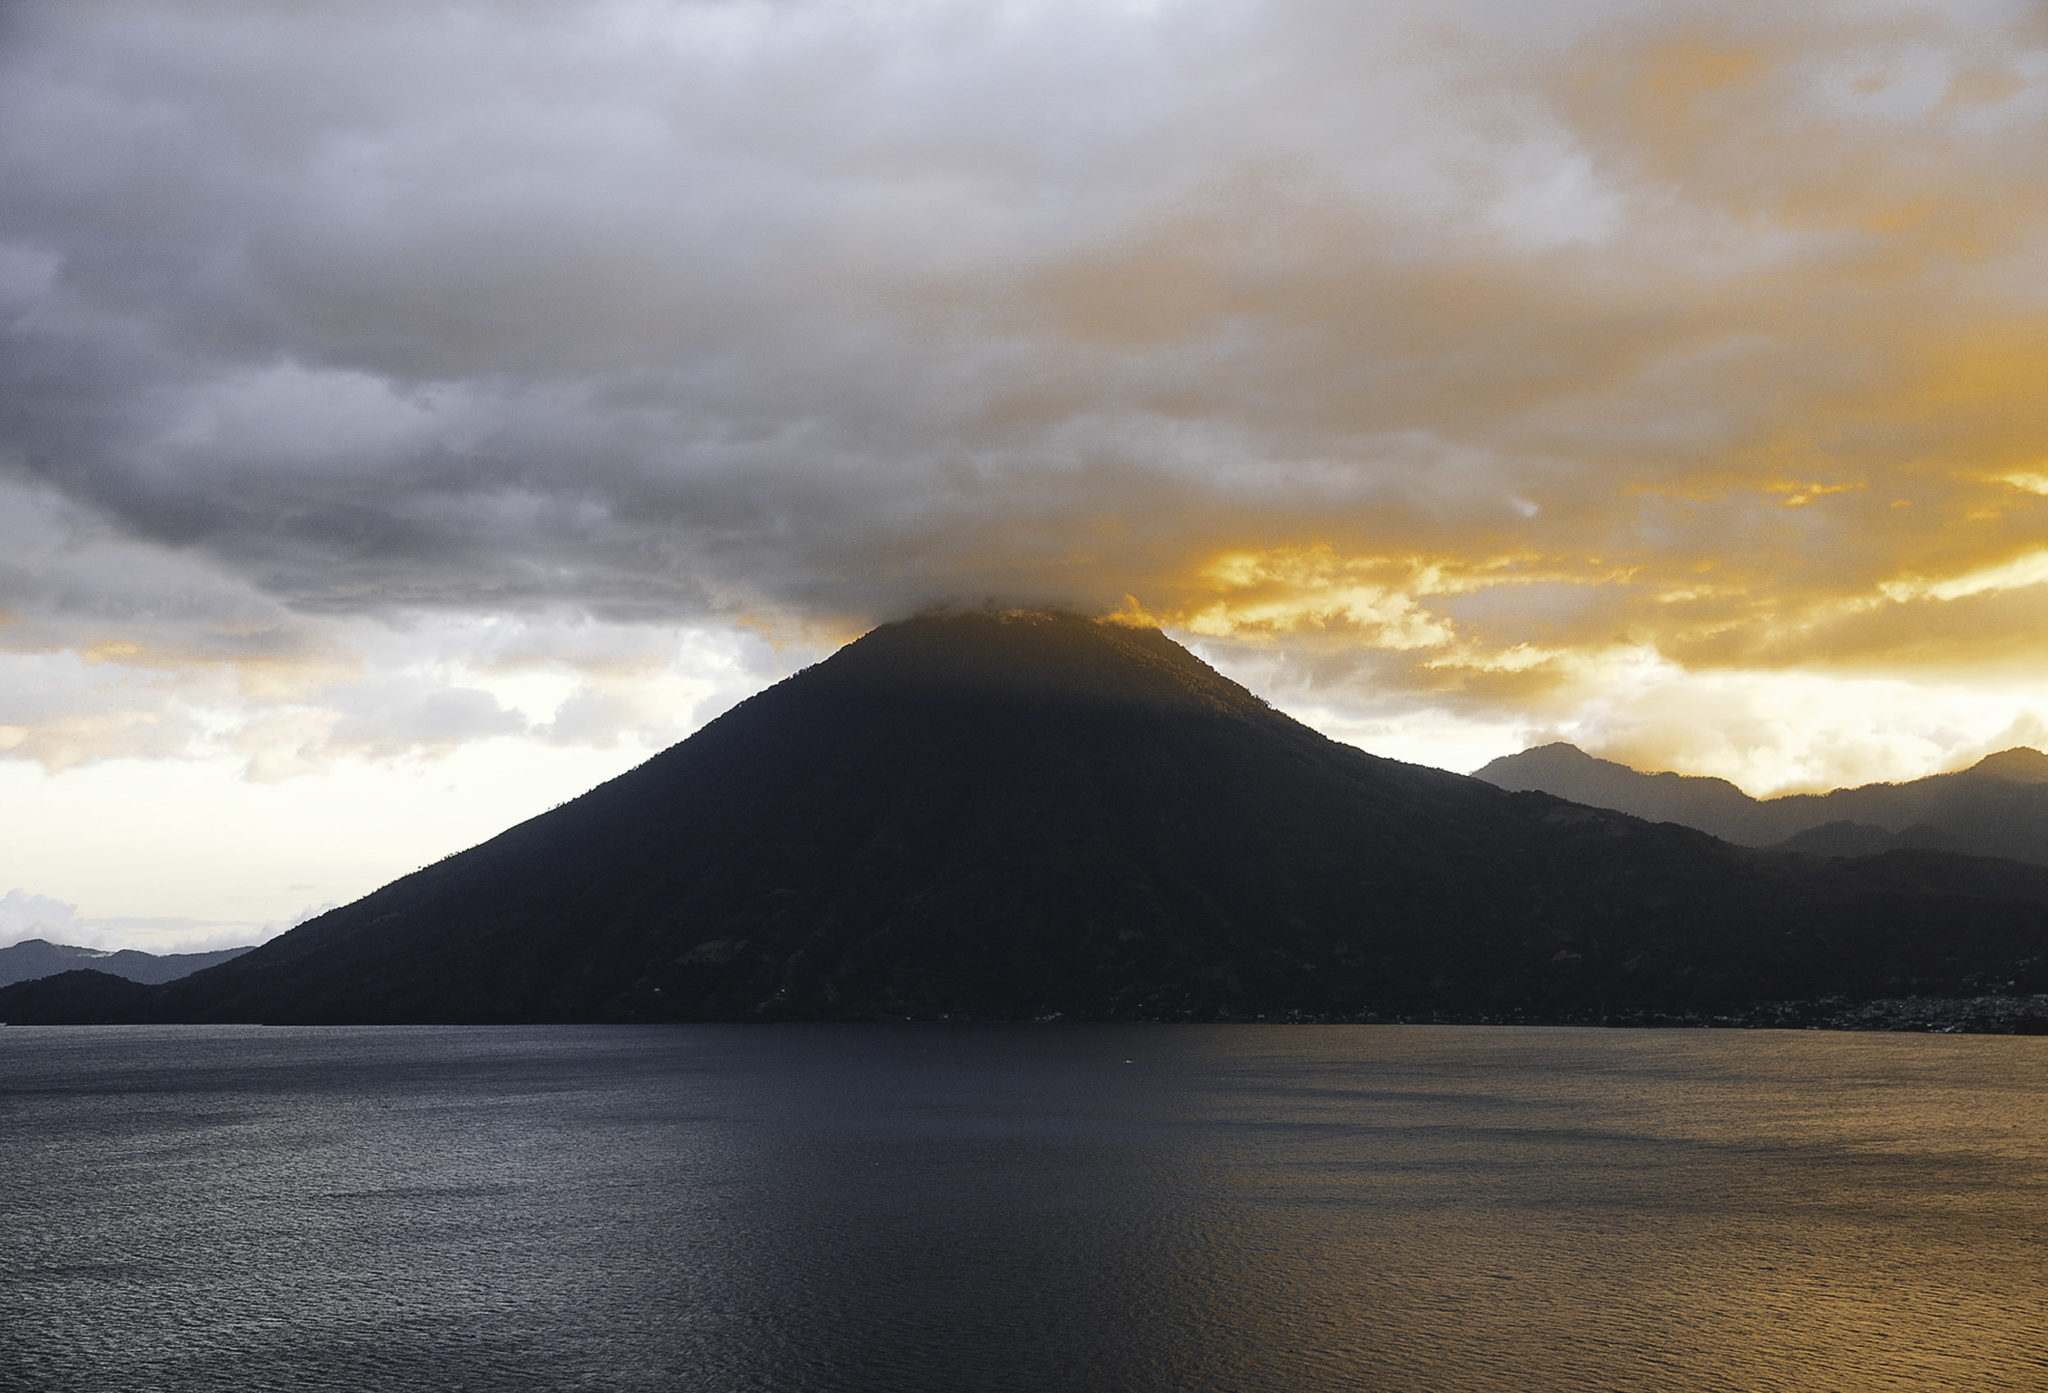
0 0 2044 808
0 888 85 946
0 886 273 953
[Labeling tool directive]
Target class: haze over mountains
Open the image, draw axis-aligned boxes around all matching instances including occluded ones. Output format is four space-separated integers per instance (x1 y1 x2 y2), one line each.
1476 744 2048 867
4 612 2047 1028
0 939 252 990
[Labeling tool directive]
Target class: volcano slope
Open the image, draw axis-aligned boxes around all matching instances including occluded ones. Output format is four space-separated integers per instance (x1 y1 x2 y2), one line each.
6 611 2047 1024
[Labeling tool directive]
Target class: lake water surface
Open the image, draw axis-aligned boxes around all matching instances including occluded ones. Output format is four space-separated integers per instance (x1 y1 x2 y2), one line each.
3 1025 2044 1391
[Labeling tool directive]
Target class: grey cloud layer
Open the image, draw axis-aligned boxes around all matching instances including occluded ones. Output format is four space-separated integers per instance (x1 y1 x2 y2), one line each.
3 0 2046 781
4 0 1254 620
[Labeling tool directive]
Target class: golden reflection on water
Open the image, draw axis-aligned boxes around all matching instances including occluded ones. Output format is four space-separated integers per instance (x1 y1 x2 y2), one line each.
1157 1028 2048 1391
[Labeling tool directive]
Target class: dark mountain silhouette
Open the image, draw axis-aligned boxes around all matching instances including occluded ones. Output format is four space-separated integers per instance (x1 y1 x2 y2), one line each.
1775 822 1963 859
1476 743 2048 867
0 938 252 990
5 611 2048 1026
1971 747 2048 783
1472 743 1762 834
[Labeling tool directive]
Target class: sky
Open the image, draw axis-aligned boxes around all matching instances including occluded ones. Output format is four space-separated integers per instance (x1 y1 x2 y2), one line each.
3 0 2046 950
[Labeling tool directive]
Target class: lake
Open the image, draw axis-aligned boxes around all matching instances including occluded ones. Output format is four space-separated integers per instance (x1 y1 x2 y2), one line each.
2 1025 2043 1391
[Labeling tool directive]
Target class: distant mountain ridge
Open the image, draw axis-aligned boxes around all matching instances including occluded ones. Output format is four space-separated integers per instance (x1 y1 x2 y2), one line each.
0 938 253 990
4 611 2048 1027
1475 744 2048 866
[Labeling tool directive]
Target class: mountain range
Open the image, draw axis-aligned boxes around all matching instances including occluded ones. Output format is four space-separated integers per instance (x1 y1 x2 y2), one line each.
0 938 252 990
1476 743 2048 866
4 611 2046 1027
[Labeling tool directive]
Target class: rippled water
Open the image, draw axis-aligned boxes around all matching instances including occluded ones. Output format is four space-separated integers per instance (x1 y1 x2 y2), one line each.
3 1025 2044 1392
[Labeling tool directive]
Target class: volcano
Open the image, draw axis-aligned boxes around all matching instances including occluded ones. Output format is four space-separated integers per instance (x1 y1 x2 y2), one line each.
7 610 2048 1025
